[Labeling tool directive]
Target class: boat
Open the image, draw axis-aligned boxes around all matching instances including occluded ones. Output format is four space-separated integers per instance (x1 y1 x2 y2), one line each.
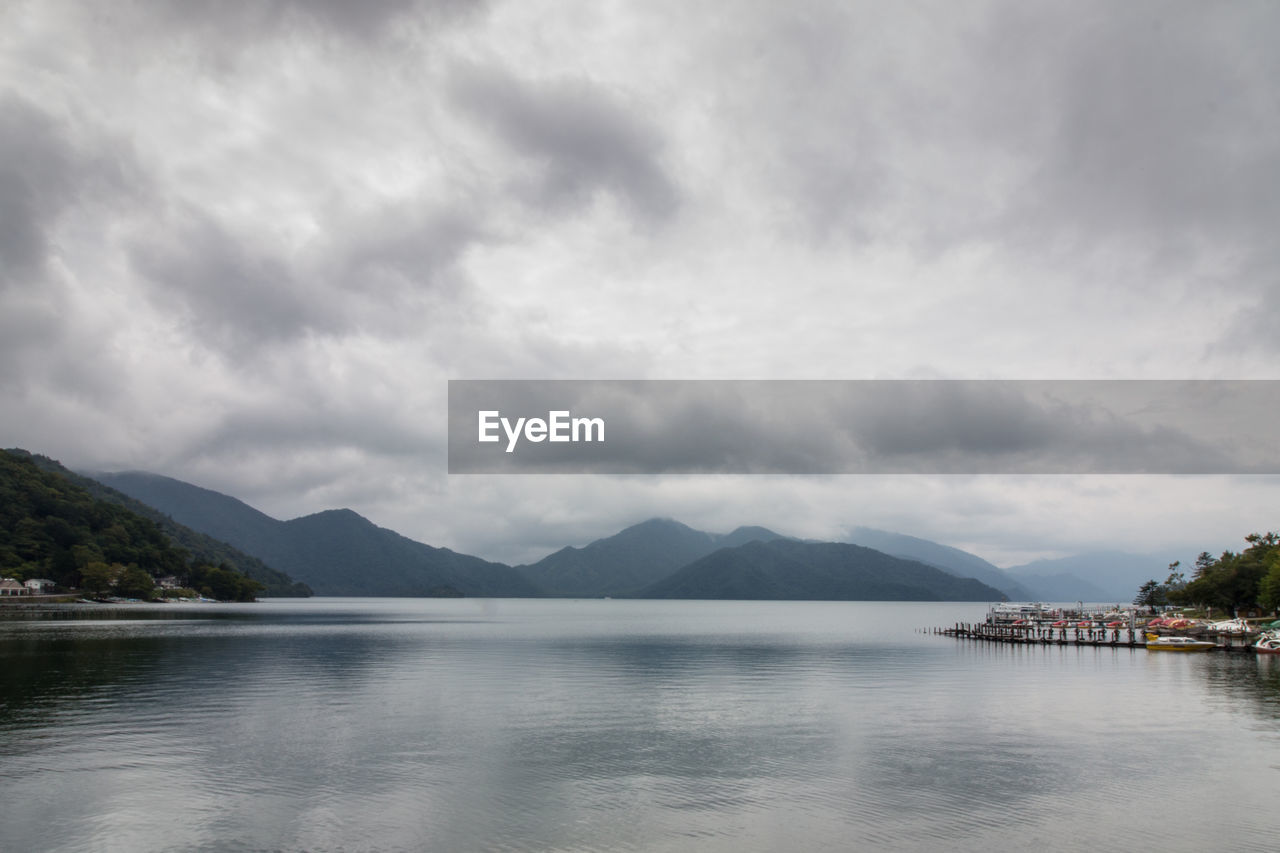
988 603 1055 624
1254 632 1280 655
1146 636 1216 652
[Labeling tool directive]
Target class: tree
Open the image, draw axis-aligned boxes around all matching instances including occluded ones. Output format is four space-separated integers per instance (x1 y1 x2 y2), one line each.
1175 533 1278 612
80 561 120 597
1134 579 1167 612
1257 551 1280 613
116 565 156 600
1194 551 1215 578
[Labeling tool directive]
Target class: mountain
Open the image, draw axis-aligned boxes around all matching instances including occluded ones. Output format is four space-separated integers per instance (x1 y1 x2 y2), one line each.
637 539 1006 601
23 456 309 596
93 471 540 598
844 526 1036 600
89 471 283 559
1002 550 1186 602
518 518 787 596
1 449 267 600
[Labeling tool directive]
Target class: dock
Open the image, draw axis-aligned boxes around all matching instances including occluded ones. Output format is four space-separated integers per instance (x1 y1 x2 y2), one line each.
931 622 1259 652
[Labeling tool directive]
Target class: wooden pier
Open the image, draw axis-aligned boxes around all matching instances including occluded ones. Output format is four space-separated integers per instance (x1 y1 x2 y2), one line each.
931 622 1258 652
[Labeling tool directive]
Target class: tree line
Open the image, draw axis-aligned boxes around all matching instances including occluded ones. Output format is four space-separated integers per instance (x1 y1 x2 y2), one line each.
1134 532 1280 614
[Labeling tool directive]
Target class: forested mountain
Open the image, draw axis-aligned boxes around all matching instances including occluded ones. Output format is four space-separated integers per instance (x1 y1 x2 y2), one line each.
638 539 1006 601
0 449 271 600
94 471 540 597
27 455 309 596
518 518 787 596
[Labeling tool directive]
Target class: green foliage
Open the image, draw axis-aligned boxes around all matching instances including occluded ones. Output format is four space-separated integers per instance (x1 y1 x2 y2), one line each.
116 565 157 599
0 449 273 602
186 563 262 602
80 562 120 597
1256 550 1280 612
21 452 310 597
1163 532 1279 613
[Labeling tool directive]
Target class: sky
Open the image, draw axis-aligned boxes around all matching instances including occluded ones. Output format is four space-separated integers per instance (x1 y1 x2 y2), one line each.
2 0 1278 570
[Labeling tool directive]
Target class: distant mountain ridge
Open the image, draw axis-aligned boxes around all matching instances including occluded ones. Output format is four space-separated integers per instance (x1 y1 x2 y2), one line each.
84 468 1146 602
93 471 539 598
1001 550 1187 601
517 518 789 596
639 539 1005 601
843 526 1035 601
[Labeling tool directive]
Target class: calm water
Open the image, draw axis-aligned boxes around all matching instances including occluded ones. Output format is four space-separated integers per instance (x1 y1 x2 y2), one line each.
2 598 1278 852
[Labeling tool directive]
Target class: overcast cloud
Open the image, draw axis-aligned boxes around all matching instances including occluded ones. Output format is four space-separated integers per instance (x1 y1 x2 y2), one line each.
2 0 1278 569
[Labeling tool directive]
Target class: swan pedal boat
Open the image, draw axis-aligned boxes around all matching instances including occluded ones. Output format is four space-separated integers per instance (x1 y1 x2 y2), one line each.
1254 632 1280 655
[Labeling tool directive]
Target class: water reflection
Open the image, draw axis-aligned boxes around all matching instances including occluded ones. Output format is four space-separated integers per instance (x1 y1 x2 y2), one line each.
1 599 1277 852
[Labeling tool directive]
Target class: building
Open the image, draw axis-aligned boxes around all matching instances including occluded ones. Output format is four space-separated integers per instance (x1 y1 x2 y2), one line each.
24 578 55 593
0 578 29 596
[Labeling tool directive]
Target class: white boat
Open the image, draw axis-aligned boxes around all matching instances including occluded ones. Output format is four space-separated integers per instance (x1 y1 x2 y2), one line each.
1254 632 1280 655
1146 636 1216 652
989 603 1055 624
1207 618 1250 634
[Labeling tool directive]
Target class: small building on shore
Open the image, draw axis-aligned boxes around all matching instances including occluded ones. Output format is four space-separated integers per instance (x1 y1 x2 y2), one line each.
0 578 30 596
24 578 55 593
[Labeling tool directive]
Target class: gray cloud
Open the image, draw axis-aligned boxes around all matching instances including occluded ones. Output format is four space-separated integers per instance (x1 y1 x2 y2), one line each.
333 205 488 299
692 0 1280 281
449 64 681 222
125 197 491 357
1001 1 1280 258
0 94 134 290
0 93 142 404
128 0 480 48
0 96 78 287
128 208 339 352
3 1 1278 569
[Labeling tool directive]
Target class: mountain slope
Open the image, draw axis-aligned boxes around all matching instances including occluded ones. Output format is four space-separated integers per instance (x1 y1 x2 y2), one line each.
1 449 267 600
844 526 1035 600
28 460 310 596
93 471 539 597
91 472 284 559
638 539 1006 601
518 518 786 596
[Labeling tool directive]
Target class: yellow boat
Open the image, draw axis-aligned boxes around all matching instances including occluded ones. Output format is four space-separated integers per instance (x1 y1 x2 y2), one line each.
1146 636 1216 652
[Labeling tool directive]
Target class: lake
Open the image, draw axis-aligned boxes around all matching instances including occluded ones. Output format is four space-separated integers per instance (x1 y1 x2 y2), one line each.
2 598 1278 852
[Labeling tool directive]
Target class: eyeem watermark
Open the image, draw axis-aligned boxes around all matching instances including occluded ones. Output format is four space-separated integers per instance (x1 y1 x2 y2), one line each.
448 379 1280 475
478 410 605 453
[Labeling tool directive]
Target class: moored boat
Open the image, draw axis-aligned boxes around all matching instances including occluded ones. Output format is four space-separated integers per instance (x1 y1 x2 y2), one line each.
1253 632 1280 655
1146 636 1216 652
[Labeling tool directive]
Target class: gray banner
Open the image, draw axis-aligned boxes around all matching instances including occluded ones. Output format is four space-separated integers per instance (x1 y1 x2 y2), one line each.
447 380 1280 474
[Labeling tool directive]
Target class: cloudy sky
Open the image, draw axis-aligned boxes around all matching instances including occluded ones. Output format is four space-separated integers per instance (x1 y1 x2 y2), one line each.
3 0 1277 569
